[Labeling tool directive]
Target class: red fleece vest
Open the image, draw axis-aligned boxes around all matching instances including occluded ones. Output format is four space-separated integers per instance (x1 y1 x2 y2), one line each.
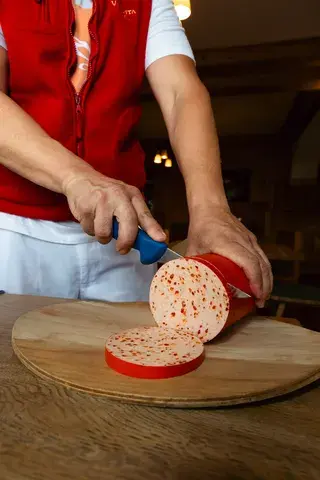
0 0 151 220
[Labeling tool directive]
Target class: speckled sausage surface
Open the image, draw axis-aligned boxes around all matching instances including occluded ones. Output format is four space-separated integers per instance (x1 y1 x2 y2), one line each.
150 258 230 343
105 326 205 379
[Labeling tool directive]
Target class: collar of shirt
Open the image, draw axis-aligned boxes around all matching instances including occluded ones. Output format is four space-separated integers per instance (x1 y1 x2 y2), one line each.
75 0 93 8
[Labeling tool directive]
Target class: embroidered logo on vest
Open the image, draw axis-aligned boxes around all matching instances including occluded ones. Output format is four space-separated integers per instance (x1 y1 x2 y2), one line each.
123 9 137 20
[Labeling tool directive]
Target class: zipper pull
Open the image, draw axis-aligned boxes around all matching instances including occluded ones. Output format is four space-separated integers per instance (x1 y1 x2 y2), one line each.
75 94 81 113
75 94 83 146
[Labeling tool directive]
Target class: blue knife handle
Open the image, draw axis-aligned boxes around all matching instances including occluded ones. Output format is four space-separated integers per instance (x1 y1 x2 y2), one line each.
112 218 167 265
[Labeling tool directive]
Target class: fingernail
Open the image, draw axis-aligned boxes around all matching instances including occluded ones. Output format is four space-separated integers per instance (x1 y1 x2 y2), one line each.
152 230 166 242
118 249 129 255
99 237 111 245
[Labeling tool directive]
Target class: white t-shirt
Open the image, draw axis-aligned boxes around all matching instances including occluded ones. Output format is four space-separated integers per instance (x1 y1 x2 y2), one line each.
0 0 194 245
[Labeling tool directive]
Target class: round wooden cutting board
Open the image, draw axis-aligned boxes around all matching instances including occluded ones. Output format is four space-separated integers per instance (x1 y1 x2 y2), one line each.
12 301 320 408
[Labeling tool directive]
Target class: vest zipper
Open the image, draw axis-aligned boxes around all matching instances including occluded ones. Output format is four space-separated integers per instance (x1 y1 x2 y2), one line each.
68 0 98 158
75 94 83 156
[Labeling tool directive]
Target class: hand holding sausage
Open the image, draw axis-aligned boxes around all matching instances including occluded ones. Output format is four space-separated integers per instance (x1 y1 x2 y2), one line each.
187 205 273 307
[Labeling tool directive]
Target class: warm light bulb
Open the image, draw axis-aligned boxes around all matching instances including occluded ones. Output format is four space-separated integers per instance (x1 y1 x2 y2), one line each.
174 0 191 21
154 154 162 164
165 158 173 168
161 150 168 160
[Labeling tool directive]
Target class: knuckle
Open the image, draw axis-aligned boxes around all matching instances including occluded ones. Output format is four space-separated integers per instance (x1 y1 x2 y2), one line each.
96 190 109 204
114 200 134 216
128 185 141 196
250 233 257 243
107 186 127 203
114 185 127 195
77 199 92 216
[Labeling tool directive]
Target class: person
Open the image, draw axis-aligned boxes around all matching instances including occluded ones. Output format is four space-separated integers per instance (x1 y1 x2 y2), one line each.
0 0 272 305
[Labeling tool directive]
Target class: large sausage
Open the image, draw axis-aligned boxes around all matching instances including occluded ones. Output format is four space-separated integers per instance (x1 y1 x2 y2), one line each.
149 258 231 343
105 326 205 379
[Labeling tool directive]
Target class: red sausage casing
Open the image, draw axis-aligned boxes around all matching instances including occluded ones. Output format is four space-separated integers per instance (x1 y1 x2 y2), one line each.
150 254 254 343
105 326 205 379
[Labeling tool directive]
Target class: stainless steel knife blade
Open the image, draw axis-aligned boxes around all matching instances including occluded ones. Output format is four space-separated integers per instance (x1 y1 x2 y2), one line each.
159 248 181 264
227 284 251 299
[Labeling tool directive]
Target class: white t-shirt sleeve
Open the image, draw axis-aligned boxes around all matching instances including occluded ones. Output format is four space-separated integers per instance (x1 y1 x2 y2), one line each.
145 0 195 70
0 26 7 50
0 1 195 66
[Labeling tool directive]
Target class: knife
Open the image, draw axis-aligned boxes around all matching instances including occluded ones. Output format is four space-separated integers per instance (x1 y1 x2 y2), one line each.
112 219 251 299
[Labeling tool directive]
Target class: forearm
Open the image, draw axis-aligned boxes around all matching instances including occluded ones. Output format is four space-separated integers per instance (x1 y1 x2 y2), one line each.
0 91 94 193
167 82 229 213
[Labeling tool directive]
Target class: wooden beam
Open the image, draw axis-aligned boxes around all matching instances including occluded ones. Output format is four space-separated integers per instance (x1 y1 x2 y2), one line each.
194 37 320 67
141 69 320 99
281 91 320 144
141 37 320 99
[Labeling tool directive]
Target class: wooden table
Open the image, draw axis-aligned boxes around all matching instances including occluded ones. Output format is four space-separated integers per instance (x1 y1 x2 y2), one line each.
1 295 320 480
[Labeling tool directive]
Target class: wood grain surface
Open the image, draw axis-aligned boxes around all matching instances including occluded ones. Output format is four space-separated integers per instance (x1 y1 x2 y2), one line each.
1 294 320 480
12 300 320 408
